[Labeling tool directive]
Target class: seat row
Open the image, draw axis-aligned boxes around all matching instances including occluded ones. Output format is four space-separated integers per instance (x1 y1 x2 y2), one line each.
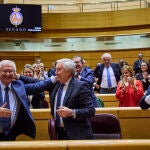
16 107 150 140
45 93 119 107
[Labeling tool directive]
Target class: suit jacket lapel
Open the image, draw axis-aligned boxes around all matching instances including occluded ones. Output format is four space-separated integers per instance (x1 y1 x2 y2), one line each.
11 81 33 120
63 78 74 105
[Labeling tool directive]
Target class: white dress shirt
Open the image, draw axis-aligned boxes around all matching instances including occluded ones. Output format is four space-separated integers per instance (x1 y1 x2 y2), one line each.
0 82 20 128
54 78 71 127
145 95 150 105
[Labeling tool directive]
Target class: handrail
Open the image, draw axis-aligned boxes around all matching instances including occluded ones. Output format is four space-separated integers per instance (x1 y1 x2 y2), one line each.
1 140 150 150
3 0 149 13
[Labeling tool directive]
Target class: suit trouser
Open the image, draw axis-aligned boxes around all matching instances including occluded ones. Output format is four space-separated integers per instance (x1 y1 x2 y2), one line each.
0 128 16 141
100 87 116 94
56 126 69 140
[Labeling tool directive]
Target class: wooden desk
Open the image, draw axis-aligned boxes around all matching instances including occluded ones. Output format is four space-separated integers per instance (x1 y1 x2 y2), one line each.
46 93 119 107
1 140 150 150
68 140 150 150
16 107 150 140
95 93 119 107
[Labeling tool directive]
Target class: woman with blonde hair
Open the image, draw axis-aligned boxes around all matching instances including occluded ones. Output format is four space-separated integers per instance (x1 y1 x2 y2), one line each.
116 65 144 107
21 64 48 108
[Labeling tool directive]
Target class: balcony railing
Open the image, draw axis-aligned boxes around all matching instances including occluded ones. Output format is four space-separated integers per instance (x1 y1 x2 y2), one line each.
3 0 150 13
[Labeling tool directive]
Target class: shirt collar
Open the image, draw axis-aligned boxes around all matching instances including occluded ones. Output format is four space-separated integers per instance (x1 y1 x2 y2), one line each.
63 77 72 87
0 81 11 90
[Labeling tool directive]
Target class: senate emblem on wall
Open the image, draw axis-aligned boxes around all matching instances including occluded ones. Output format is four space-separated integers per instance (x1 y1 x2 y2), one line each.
10 6 23 27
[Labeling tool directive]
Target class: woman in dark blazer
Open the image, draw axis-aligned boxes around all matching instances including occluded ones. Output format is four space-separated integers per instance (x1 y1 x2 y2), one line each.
135 61 150 92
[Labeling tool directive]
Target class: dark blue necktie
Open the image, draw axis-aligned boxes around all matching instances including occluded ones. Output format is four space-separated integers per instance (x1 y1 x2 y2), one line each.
3 86 11 135
56 84 64 126
106 67 112 88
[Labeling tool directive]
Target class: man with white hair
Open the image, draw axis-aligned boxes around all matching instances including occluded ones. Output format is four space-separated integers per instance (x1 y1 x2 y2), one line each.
0 60 54 141
94 53 121 94
19 58 95 140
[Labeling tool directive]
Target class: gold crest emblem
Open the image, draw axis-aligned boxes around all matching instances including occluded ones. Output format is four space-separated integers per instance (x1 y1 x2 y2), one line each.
10 7 23 27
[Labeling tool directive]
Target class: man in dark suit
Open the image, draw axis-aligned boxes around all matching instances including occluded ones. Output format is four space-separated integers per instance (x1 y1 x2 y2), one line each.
51 58 95 139
94 53 121 94
20 58 95 140
140 85 150 110
133 53 144 74
0 60 54 141
73 56 99 107
94 63 101 78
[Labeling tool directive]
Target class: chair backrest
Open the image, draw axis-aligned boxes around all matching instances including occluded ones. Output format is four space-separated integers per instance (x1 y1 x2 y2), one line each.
48 119 57 140
88 113 122 139
48 114 121 140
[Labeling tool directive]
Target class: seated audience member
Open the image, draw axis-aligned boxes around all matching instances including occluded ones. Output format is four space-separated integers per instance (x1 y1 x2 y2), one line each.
133 53 145 74
116 65 144 107
118 58 129 68
19 58 95 140
22 64 48 108
32 63 41 79
73 56 99 107
39 63 48 80
122 61 129 67
94 53 121 94
135 61 150 92
35 58 42 65
140 84 150 110
47 61 56 77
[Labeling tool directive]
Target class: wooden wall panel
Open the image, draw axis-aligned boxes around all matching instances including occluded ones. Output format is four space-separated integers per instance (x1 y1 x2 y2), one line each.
42 9 150 29
0 52 40 73
0 49 148 73
0 8 150 38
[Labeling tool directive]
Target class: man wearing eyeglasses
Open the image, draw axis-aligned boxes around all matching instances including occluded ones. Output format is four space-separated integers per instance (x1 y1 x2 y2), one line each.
0 60 54 141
